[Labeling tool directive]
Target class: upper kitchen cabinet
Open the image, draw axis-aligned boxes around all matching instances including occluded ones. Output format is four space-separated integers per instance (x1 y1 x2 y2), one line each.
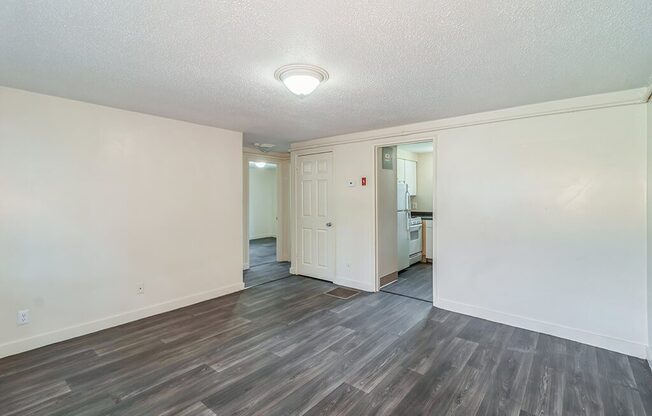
404 159 417 196
397 158 417 196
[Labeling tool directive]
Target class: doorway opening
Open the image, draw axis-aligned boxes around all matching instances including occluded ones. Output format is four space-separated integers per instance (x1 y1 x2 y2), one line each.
248 161 278 268
376 140 435 303
243 151 291 288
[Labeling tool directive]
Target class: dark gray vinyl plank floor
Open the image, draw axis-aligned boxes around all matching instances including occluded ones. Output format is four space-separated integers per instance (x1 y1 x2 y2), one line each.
1 276 651 415
249 237 277 267
381 262 433 302
243 261 291 288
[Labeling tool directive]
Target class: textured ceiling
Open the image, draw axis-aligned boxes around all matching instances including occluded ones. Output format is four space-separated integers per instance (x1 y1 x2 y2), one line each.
1 1 651 150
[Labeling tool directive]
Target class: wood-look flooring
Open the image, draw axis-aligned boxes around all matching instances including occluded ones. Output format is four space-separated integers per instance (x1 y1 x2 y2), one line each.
244 237 287 288
249 237 277 267
381 262 433 302
243 261 291 288
2 275 651 415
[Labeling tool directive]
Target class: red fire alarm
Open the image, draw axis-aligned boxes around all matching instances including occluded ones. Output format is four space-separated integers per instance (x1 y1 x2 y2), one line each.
361 177 367 186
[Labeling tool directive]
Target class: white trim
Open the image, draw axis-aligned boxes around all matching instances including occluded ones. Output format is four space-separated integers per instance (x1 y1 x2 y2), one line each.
647 347 652 371
290 88 649 151
289 266 297 275
436 297 647 358
0 282 244 359
243 262 250 270
645 80 652 102
334 276 375 293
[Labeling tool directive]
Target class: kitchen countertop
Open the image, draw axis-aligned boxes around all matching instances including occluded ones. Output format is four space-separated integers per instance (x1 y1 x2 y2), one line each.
411 211 433 221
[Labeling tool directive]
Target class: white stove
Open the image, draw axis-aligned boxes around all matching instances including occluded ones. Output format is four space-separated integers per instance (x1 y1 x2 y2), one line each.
408 216 423 265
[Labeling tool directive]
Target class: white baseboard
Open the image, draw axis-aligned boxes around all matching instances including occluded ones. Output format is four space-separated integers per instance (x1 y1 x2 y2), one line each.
436 297 647 358
648 347 652 371
289 266 297 275
243 262 250 270
0 282 245 359
334 276 375 293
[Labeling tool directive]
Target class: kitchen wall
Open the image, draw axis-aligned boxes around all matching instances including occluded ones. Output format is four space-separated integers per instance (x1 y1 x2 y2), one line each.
415 152 434 212
0 86 244 358
397 148 417 161
291 89 648 357
248 164 277 239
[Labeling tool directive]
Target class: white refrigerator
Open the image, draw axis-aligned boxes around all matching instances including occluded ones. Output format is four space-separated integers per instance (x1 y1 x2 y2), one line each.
397 182 410 271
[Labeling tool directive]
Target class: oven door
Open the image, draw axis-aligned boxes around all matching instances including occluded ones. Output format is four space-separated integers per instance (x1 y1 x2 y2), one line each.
409 223 422 256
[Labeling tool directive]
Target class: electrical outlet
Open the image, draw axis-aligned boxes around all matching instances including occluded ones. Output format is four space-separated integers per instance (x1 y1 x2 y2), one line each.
137 283 145 295
17 309 29 326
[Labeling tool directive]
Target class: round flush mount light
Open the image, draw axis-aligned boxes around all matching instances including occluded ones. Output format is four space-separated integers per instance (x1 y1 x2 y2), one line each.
274 64 329 97
253 142 276 153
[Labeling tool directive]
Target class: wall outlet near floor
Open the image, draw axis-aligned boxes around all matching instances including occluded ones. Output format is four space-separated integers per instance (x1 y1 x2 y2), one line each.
137 283 145 295
17 309 29 326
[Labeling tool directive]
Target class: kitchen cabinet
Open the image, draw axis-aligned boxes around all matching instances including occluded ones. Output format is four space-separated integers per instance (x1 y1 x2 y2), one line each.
397 158 405 183
404 160 417 196
397 158 417 196
424 219 433 260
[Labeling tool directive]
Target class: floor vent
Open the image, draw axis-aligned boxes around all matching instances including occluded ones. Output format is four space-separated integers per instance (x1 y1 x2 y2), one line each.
325 287 360 299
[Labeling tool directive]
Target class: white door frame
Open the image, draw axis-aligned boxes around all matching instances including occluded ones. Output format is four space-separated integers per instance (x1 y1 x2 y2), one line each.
289 148 335 278
243 147 290 270
372 136 437 304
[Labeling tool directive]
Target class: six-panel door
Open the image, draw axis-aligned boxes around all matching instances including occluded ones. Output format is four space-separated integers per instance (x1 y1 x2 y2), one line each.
297 152 334 280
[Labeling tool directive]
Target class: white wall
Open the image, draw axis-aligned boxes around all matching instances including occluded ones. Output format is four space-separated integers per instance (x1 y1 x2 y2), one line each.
416 152 434 212
397 148 417 161
647 98 652 361
436 105 646 357
330 142 377 292
291 91 648 357
248 165 277 239
0 87 244 358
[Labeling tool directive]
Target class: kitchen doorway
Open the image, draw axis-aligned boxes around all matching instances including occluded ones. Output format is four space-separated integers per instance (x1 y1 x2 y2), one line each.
243 149 291 288
375 139 435 303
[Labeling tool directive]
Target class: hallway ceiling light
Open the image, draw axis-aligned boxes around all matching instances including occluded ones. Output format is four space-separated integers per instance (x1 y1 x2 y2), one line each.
274 64 329 97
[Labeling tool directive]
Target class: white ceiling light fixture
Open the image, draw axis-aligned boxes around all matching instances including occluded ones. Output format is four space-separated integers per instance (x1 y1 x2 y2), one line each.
253 142 276 153
254 161 266 168
274 64 329 97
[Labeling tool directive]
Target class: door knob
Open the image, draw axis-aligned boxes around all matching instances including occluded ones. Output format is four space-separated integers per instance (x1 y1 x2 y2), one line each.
326 222 333 227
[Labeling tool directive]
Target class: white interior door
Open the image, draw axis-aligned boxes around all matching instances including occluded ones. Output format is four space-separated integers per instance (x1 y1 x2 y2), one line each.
297 152 335 280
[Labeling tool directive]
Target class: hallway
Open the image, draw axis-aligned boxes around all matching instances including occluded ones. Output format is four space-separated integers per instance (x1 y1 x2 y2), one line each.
245 237 289 288
249 237 277 267
381 263 433 303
